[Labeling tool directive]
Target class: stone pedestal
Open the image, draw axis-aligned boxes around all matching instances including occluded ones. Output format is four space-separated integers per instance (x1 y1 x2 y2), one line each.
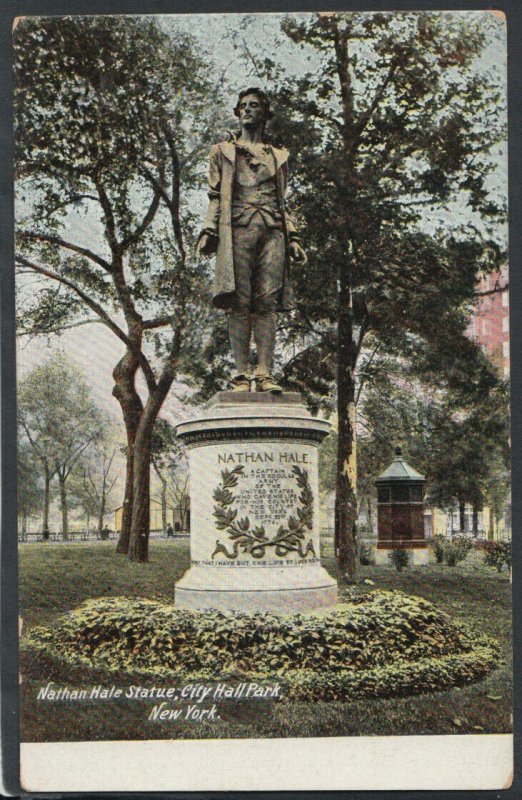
174 392 337 612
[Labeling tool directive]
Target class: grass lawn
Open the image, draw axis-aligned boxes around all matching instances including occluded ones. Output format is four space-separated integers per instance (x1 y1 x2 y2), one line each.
19 539 512 742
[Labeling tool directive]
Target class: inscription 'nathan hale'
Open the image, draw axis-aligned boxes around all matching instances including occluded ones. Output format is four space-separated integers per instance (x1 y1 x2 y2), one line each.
218 451 309 465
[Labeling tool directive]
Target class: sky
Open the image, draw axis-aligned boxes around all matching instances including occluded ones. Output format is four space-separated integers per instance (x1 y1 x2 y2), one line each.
17 10 508 425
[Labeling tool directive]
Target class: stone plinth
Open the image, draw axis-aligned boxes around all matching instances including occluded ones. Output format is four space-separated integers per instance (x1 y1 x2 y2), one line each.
174 393 337 612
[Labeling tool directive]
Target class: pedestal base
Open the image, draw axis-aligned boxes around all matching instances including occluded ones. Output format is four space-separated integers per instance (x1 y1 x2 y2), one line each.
175 565 338 612
175 392 338 613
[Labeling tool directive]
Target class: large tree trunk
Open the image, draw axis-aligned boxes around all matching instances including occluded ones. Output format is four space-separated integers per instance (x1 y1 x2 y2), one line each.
160 479 167 534
472 504 479 537
335 270 358 582
128 369 178 561
97 498 106 532
42 462 51 532
128 422 153 562
58 473 68 540
331 19 359 582
116 428 136 552
113 322 180 561
489 506 494 541
112 349 143 554
459 498 466 534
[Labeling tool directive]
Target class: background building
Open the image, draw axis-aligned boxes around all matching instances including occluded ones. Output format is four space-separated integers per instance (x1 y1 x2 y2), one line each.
467 266 509 378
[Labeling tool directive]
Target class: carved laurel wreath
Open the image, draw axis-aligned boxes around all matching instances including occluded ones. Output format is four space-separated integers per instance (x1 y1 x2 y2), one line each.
212 464 316 560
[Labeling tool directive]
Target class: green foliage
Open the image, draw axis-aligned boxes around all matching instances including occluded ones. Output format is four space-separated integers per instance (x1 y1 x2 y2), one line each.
427 381 510 517
17 440 43 521
479 540 511 572
14 15 221 349
14 16 227 555
268 12 507 406
24 590 498 700
388 549 410 572
284 647 497 702
433 536 446 564
432 535 473 567
353 352 510 531
18 354 106 483
359 543 375 566
19 540 512 739
444 536 473 567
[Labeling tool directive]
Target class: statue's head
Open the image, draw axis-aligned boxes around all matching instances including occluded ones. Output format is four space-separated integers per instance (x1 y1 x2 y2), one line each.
234 87 274 128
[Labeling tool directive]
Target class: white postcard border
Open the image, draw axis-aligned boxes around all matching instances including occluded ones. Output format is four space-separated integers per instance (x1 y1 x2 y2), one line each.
21 734 513 792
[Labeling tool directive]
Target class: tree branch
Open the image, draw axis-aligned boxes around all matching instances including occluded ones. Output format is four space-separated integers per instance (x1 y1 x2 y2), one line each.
16 255 131 348
119 182 163 252
63 435 99 480
329 17 355 152
16 317 105 337
356 414 393 447
94 176 119 254
474 282 508 298
43 193 100 216
147 126 187 265
18 231 113 272
354 58 399 142
353 308 370 369
143 315 175 330
355 346 378 406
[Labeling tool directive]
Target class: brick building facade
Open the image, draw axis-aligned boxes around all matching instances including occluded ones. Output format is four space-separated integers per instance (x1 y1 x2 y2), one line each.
467 266 509 378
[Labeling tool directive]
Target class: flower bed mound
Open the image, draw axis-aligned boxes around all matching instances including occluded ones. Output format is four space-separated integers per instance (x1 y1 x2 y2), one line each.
25 590 498 701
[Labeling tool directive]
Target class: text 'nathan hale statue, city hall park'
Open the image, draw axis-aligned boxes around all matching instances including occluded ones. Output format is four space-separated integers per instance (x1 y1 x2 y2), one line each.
176 88 338 611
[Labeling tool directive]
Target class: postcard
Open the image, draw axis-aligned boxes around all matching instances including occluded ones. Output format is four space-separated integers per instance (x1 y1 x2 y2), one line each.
14 9 512 792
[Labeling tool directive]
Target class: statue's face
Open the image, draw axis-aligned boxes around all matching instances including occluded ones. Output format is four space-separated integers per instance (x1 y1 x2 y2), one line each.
237 93 266 128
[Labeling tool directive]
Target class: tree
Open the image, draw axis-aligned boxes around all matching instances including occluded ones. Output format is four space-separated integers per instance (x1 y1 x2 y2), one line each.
14 16 224 560
427 380 510 534
17 441 43 536
151 418 188 532
17 417 56 533
243 12 507 579
483 452 510 537
71 429 121 533
18 355 104 538
354 350 510 537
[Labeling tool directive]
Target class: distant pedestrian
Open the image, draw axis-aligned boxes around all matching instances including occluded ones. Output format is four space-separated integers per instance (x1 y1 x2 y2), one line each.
166 524 174 539
101 526 110 541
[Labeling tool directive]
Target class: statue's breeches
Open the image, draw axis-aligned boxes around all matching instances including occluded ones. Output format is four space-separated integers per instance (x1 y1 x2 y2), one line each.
231 215 285 313
229 214 286 376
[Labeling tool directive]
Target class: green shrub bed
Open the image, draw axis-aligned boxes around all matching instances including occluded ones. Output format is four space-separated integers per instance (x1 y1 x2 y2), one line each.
24 590 498 701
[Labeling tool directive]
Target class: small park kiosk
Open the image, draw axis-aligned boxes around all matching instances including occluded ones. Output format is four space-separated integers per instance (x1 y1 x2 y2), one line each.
375 446 428 565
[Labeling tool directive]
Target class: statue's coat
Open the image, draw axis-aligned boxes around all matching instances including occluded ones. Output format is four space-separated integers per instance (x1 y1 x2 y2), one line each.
202 141 297 311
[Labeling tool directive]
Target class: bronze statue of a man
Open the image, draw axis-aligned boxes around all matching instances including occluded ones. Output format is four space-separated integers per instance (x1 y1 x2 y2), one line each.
196 87 307 393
